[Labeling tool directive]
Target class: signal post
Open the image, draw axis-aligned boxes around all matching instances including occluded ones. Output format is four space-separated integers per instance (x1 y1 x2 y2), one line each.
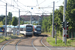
63 0 67 43
62 21 69 45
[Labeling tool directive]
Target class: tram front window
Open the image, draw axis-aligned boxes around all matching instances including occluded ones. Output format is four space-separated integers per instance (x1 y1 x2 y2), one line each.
26 26 33 32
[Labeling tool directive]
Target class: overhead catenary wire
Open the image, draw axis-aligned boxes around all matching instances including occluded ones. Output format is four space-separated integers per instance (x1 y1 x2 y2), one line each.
0 0 30 17
0 0 61 10
0 1 30 15
17 1 27 7
37 0 46 6
7 10 30 13
0 0 64 16
0 5 6 6
17 1 36 7
0 6 5 10
16 0 35 7
56 0 61 3
0 0 6 3
14 0 48 8
13 0 26 10
13 0 52 8
0 1 30 13
0 0 24 10
36 0 38 6
48 0 62 8
38 5 64 9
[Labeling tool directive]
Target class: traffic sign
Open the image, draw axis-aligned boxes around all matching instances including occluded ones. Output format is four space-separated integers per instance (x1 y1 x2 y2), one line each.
31 7 33 9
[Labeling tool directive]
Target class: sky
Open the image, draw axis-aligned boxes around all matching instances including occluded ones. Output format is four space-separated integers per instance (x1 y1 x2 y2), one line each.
0 0 64 17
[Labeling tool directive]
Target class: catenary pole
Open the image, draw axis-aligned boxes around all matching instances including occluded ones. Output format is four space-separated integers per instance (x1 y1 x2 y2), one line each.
5 3 7 36
30 12 32 24
52 1 55 38
63 0 67 43
18 9 20 35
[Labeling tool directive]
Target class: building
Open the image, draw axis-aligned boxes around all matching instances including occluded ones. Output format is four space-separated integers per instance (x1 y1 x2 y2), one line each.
20 15 49 24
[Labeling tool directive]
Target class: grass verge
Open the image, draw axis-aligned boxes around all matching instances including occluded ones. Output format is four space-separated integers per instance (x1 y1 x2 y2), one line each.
46 37 75 47
0 36 11 43
0 34 20 43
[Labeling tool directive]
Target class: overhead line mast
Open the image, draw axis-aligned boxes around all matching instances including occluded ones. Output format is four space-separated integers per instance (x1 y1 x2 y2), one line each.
52 1 55 38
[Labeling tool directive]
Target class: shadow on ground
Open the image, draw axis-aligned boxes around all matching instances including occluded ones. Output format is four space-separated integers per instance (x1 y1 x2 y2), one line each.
34 34 48 37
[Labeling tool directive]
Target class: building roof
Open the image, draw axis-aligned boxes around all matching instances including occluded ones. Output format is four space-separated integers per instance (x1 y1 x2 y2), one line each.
20 15 49 21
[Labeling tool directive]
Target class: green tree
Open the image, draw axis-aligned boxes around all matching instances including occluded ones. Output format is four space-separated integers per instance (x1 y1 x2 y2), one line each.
11 16 18 26
0 15 5 25
20 21 24 24
66 0 75 33
2 16 9 25
0 21 3 27
3 17 5 25
20 17 24 24
8 12 12 24
41 5 63 36
42 16 48 32
0 15 5 21
47 14 52 32
54 8 63 36
8 12 12 20
2 12 12 25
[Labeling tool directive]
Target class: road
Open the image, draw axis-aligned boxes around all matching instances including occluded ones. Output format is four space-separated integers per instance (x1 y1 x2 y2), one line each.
0 34 75 50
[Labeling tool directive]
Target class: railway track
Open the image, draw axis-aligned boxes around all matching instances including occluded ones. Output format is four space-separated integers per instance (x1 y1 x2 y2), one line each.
1 41 11 50
32 35 51 50
0 39 20 50
0 35 24 50
0 35 51 50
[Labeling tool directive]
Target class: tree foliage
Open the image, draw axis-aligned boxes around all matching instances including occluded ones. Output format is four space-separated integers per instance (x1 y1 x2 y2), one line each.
42 14 52 32
11 16 18 26
41 6 63 35
41 0 75 37
20 17 24 24
0 15 5 21
0 21 3 27
1 12 12 25
20 21 24 24
0 15 5 24
8 12 12 24
66 0 75 32
8 12 12 20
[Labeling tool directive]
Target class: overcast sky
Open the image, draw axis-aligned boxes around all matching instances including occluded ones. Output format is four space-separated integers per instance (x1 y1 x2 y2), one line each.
0 0 64 17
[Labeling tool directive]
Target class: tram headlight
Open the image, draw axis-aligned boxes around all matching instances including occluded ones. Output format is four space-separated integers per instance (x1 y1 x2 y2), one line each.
35 31 37 32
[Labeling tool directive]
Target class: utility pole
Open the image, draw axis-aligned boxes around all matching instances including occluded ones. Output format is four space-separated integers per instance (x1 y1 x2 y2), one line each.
30 12 32 24
38 15 40 25
55 23 58 44
52 1 55 38
18 9 20 35
30 7 33 24
63 0 67 43
5 3 7 36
